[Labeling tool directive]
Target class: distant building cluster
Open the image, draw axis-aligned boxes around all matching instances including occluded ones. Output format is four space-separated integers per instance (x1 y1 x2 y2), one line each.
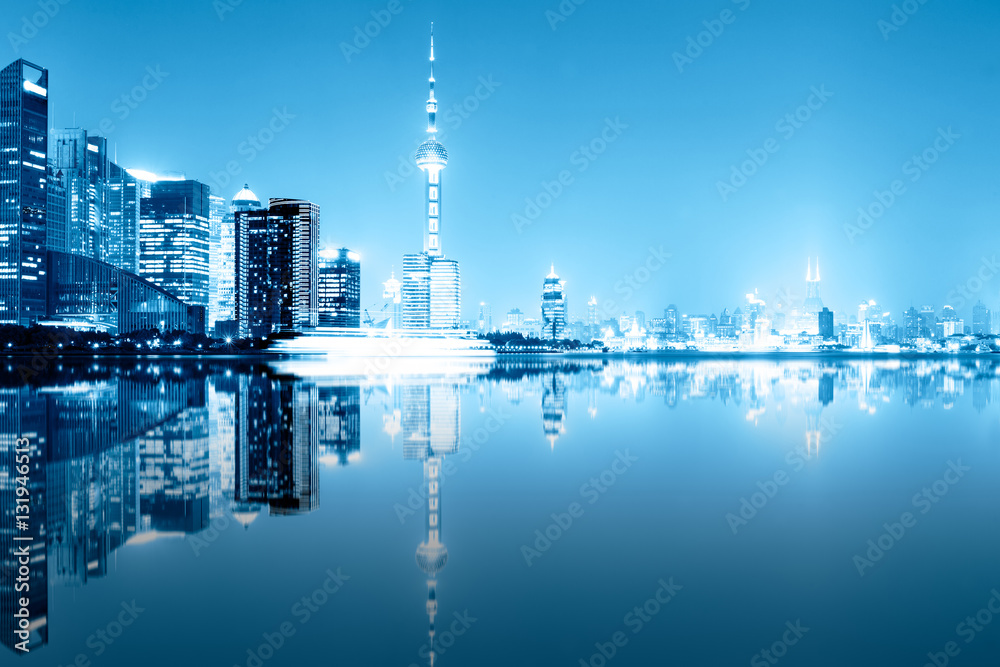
497 257 993 352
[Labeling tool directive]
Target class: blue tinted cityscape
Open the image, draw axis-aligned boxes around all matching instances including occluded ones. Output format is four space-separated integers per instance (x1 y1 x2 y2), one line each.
1 1 999 665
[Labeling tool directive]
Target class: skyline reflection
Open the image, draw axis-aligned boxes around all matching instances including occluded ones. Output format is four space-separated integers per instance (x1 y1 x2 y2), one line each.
1 357 998 657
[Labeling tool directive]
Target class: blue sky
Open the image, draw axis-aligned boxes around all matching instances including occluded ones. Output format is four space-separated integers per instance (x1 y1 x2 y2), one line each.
8 0 999 323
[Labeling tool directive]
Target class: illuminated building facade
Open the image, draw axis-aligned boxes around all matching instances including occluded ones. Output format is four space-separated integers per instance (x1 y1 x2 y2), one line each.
49 129 109 261
235 208 273 339
541 265 567 341
973 300 991 335
819 307 834 340
45 162 67 253
0 59 48 326
207 193 226 332
216 185 260 336
139 180 211 307
234 197 318 338
318 247 361 328
46 249 205 334
270 199 319 332
105 162 141 272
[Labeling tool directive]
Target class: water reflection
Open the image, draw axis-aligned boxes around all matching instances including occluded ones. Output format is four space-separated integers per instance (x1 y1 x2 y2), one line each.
0 357 998 658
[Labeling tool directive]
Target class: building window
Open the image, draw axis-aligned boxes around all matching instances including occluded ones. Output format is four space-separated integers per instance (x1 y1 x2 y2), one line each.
429 186 438 200
429 203 438 216
429 171 439 185
429 218 438 232
429 235 438 249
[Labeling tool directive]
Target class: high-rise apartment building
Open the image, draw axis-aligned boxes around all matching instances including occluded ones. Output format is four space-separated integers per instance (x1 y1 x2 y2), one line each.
235 198 319 338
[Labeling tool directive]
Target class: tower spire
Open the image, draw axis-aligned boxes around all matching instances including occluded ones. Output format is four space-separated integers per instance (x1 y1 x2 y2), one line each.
806 257 812 282
426 22 437 134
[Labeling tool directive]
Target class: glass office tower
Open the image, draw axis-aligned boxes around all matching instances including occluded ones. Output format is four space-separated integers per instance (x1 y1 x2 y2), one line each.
139 180 211 307
0 59 48 325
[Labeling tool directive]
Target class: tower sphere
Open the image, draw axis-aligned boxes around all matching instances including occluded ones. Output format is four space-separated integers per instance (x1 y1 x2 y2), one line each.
415 139 449 169
416 542 449 575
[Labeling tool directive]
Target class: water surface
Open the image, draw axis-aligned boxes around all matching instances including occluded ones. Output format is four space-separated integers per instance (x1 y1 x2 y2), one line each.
3 357 999 666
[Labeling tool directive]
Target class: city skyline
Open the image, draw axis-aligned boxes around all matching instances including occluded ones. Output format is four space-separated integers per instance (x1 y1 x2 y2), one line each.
7 0 997 324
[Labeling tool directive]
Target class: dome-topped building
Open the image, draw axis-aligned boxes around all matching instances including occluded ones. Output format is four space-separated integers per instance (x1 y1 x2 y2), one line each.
232 183 261 211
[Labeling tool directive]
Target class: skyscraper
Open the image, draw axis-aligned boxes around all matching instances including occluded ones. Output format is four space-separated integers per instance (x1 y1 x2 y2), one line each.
0 60 48 325
587 297 599 326
401 26 462 330
541 265 567 341
429 257 460 328
105 162 141 272
269 199 319 332
139 180 211 307
207 193 227 332
665 305 679 336
919 306 936 339
477 302 492 333
402 252 431 328
45 162 67 254
235 208 274 339
505 308 524 331
49 129 109 261
235 198 319 337
819 307 834 340
218 185 261 336
800 257 824 335
973 300 991 335
904 306 919 342
318 247 361 328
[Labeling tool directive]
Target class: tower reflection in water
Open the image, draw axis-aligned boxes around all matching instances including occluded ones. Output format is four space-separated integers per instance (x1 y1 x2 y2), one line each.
398 383 461 667
1 358 997 657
